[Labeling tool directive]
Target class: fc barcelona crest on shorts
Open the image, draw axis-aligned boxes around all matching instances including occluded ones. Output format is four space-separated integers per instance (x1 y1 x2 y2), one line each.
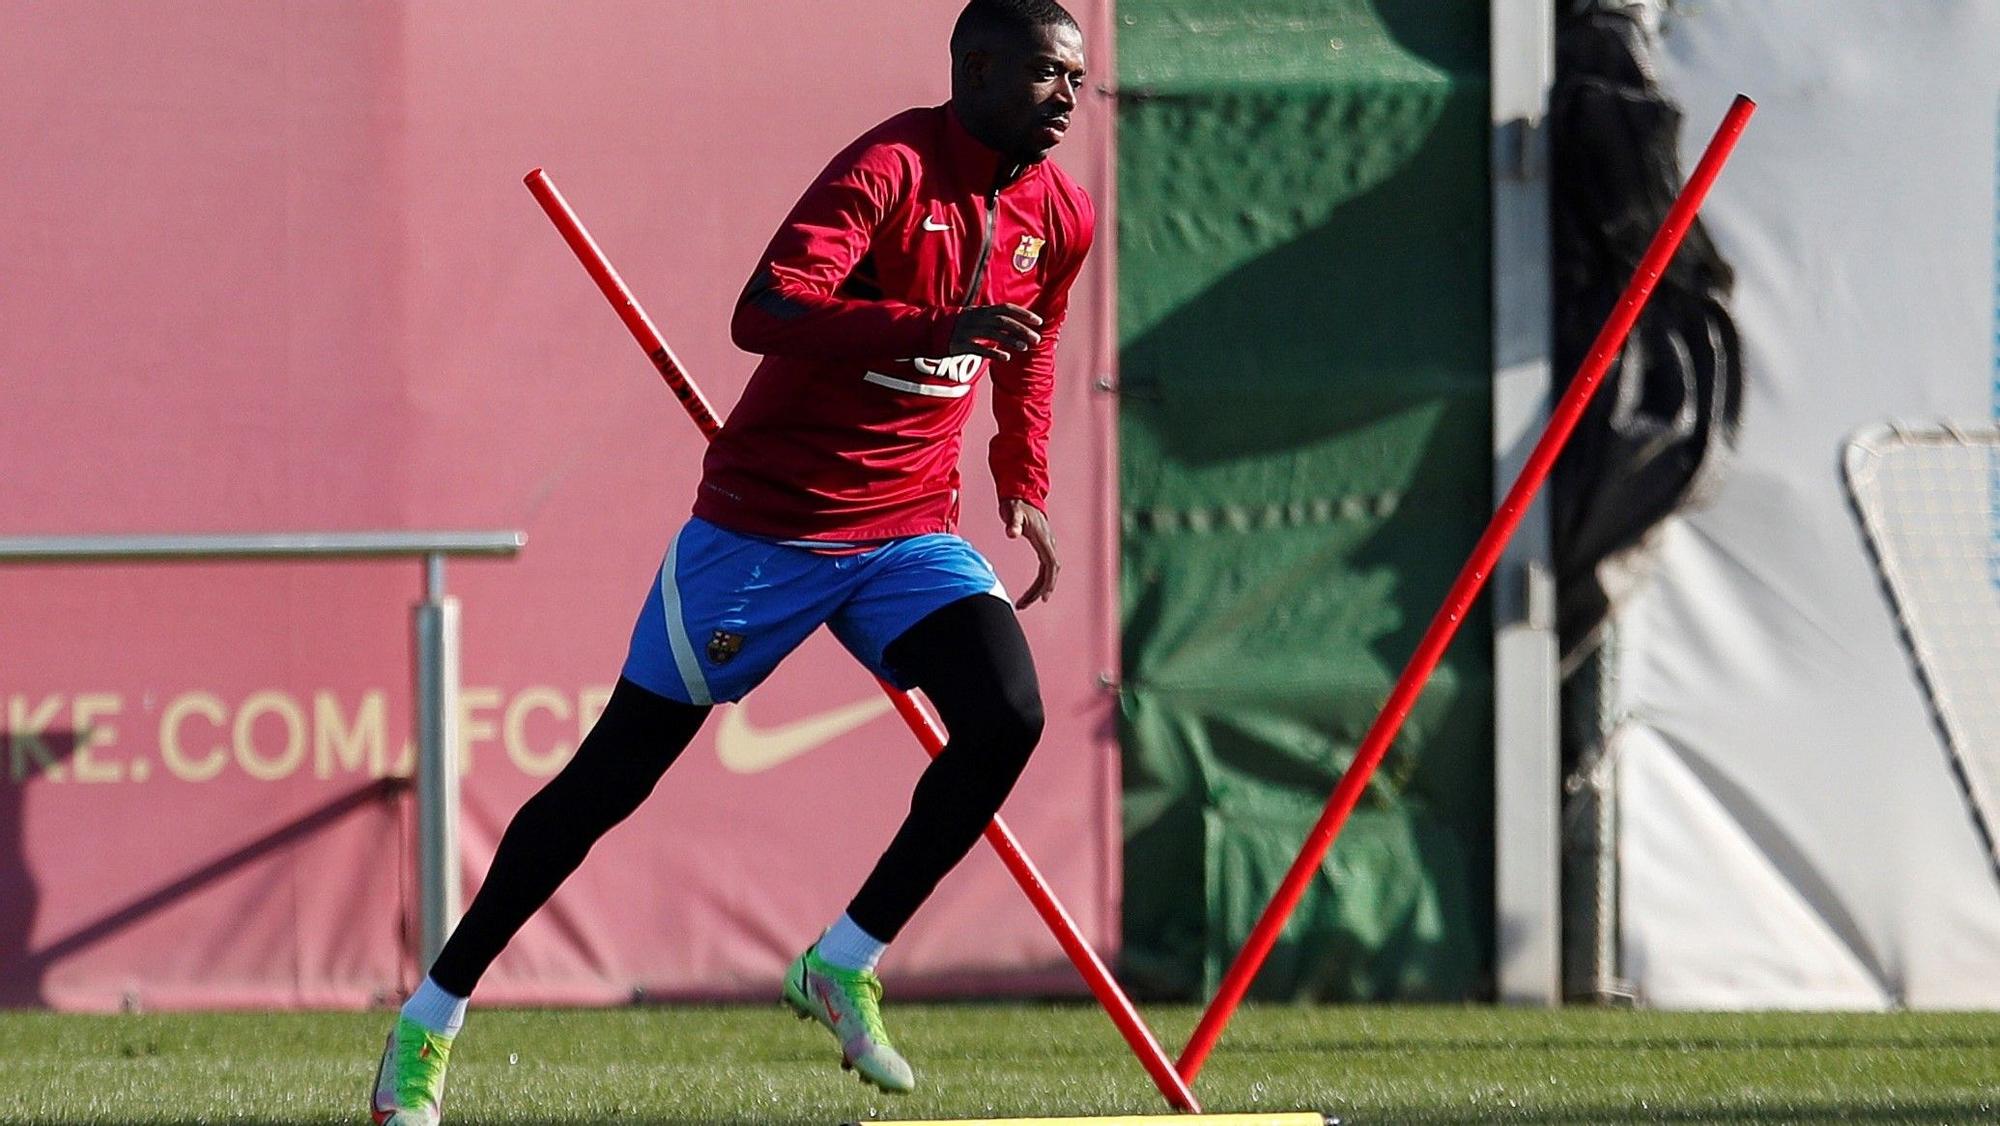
1012 234 1045 273
707 630 745 665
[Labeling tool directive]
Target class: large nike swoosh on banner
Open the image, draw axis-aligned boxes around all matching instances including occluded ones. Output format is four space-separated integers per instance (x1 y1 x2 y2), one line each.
715 695 897 774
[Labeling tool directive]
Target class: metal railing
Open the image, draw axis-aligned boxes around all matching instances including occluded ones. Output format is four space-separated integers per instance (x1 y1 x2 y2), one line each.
0 530 527 968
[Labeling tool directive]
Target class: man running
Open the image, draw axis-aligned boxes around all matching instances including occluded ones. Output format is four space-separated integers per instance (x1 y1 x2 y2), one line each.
371 1 1092 1120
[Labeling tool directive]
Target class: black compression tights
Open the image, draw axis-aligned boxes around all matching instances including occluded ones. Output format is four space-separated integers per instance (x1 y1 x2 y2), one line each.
427 680 708 996
427 592 1042 996
847 592 1044 941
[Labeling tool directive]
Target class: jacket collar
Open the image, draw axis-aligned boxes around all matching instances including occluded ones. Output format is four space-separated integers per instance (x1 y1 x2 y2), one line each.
943 102 1031 195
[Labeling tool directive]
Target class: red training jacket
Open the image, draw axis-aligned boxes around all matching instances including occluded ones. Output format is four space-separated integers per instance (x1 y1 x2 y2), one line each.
694 103 1096 542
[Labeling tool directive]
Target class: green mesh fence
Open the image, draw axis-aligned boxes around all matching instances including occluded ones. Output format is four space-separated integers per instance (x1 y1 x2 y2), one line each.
1117 0 1493 1001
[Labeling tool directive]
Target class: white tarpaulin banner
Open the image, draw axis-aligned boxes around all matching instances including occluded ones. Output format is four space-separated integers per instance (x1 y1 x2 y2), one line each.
1614 1 2000 1008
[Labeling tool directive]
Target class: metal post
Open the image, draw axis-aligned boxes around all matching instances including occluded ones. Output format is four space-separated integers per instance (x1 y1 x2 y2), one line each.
416 552 463 969
0 529 521 976
1491 0 1562 1006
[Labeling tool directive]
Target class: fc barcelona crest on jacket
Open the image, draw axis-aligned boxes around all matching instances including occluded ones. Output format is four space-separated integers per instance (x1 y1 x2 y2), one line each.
1013 234 1046 273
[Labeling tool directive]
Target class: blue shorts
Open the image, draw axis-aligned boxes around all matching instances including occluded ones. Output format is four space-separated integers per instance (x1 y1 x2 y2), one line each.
622 518 1009 705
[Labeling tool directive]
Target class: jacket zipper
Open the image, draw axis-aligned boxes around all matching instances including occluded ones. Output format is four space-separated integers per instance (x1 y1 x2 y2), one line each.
960 186 1001 305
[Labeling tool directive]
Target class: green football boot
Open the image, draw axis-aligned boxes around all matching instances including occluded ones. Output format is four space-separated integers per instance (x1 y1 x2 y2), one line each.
782 945 916 1093
370 1016 454 1125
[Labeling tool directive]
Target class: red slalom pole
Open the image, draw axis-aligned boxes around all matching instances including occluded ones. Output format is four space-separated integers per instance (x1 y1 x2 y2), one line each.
1176 93 1757 1084
525 169 1201 1114
524 172 723 439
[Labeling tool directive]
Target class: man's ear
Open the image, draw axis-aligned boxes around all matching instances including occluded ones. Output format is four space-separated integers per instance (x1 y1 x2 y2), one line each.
957 48 992 91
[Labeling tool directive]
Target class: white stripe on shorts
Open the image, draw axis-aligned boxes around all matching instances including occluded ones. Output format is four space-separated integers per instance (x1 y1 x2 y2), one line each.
659 530 713 706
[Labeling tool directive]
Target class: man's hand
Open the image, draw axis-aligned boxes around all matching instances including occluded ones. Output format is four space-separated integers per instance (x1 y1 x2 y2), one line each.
1002 498 1058 609
951 304 1043 364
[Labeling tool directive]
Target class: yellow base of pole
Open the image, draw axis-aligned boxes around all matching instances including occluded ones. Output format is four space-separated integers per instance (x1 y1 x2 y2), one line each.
844 1114 1334 1126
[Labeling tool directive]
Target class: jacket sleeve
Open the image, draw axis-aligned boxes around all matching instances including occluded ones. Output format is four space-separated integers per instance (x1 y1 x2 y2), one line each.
731 139 958 362
989 199 1096 511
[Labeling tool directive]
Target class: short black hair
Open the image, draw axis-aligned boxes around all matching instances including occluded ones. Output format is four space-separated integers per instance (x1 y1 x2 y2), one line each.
950 0 1079 54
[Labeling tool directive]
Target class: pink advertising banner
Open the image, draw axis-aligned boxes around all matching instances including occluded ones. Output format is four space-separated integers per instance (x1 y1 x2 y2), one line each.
0 0 1118 1010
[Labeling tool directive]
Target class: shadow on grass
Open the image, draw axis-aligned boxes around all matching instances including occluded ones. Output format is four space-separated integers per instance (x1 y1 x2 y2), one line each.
1397 1101 1998 1126
96 1107 2000 1126
1219 1030 2000 1056
104 1120 1151 1126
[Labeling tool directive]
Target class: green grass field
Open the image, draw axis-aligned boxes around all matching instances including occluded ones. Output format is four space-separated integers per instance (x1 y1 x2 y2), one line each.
1 1004 1995 1125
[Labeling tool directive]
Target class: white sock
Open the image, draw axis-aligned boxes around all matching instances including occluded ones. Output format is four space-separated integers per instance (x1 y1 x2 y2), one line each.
400 976 468 1037
815 914 887 973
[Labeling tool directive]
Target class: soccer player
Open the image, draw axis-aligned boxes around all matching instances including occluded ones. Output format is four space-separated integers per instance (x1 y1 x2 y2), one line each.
370 1 1092 1120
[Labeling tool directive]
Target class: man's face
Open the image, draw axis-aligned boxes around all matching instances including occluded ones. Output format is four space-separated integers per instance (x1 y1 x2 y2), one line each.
968 22 1088 164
